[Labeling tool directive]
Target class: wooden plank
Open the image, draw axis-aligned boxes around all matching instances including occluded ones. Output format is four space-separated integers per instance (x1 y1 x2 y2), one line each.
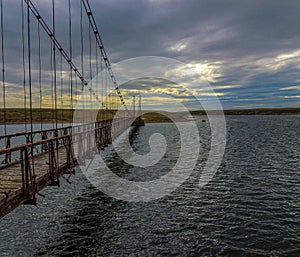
0 178 22 186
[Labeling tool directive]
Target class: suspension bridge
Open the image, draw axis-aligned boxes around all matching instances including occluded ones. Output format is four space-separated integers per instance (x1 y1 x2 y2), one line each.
0 0 144 218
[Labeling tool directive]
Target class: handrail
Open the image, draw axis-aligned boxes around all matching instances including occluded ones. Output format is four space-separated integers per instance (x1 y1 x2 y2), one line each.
0 117 130 156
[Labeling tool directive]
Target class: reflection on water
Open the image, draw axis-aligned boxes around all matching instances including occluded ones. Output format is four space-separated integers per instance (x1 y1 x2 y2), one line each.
0 116 299 256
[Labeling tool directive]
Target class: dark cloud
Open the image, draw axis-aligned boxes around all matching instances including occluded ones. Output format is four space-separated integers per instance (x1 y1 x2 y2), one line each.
89 0 300 60
87 0 300 108
1 0 299 109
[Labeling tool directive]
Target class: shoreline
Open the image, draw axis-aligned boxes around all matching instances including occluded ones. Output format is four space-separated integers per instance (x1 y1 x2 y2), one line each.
1 113 299 125
0 108 299 125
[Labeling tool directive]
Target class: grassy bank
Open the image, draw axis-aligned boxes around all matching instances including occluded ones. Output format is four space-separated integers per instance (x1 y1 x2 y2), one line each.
191 108 300 116
0 108 299 124
142 108 300 123
0 108 117 124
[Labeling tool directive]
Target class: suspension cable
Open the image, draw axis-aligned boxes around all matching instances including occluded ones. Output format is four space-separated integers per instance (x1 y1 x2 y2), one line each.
52 0 58 131
50 37 54 128
101 49 103 120
80 0 86 122
26 1 36 183
21 0 27 132
38 21 43 130
88 21 92 123
81 0 129 113
60 53 63 125
80 0 84 89
89 22 92 83
0 0 6 136
95 36 99 120
23 0 112 113
68 0 73 111
75 71 78 110
27 1 33 138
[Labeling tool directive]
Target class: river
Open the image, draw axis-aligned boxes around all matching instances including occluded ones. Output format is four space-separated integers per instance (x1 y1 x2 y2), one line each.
0 115 299 256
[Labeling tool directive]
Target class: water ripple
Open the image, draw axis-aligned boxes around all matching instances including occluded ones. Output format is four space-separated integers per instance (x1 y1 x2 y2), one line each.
0 116 299 256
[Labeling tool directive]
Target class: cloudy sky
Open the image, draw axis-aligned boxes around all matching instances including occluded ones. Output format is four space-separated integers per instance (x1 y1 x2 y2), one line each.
90 0 300 109
1 0 300 110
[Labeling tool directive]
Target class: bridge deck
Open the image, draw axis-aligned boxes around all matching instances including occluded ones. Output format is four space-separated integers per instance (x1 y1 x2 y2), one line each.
0 145 76 218
0 119 130 218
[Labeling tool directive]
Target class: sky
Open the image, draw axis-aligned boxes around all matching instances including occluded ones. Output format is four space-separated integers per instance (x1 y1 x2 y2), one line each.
89 0 300 109
1 0 300 110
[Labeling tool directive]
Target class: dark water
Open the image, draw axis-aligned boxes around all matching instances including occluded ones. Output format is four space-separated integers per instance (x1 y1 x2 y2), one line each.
0 116 299 256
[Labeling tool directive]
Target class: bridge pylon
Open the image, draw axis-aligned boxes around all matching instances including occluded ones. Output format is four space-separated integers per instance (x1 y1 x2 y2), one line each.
132 95 145 127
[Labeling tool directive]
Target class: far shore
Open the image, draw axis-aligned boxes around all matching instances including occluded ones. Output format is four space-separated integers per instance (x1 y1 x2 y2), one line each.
0 107 299 125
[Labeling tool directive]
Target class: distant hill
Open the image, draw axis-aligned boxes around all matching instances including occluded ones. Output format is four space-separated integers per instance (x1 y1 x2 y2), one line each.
0 107 299 124
142 108 300 123
191 108 300 115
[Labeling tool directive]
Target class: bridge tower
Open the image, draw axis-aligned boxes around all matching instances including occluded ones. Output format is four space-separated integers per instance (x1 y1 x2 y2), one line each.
132 95 145 126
